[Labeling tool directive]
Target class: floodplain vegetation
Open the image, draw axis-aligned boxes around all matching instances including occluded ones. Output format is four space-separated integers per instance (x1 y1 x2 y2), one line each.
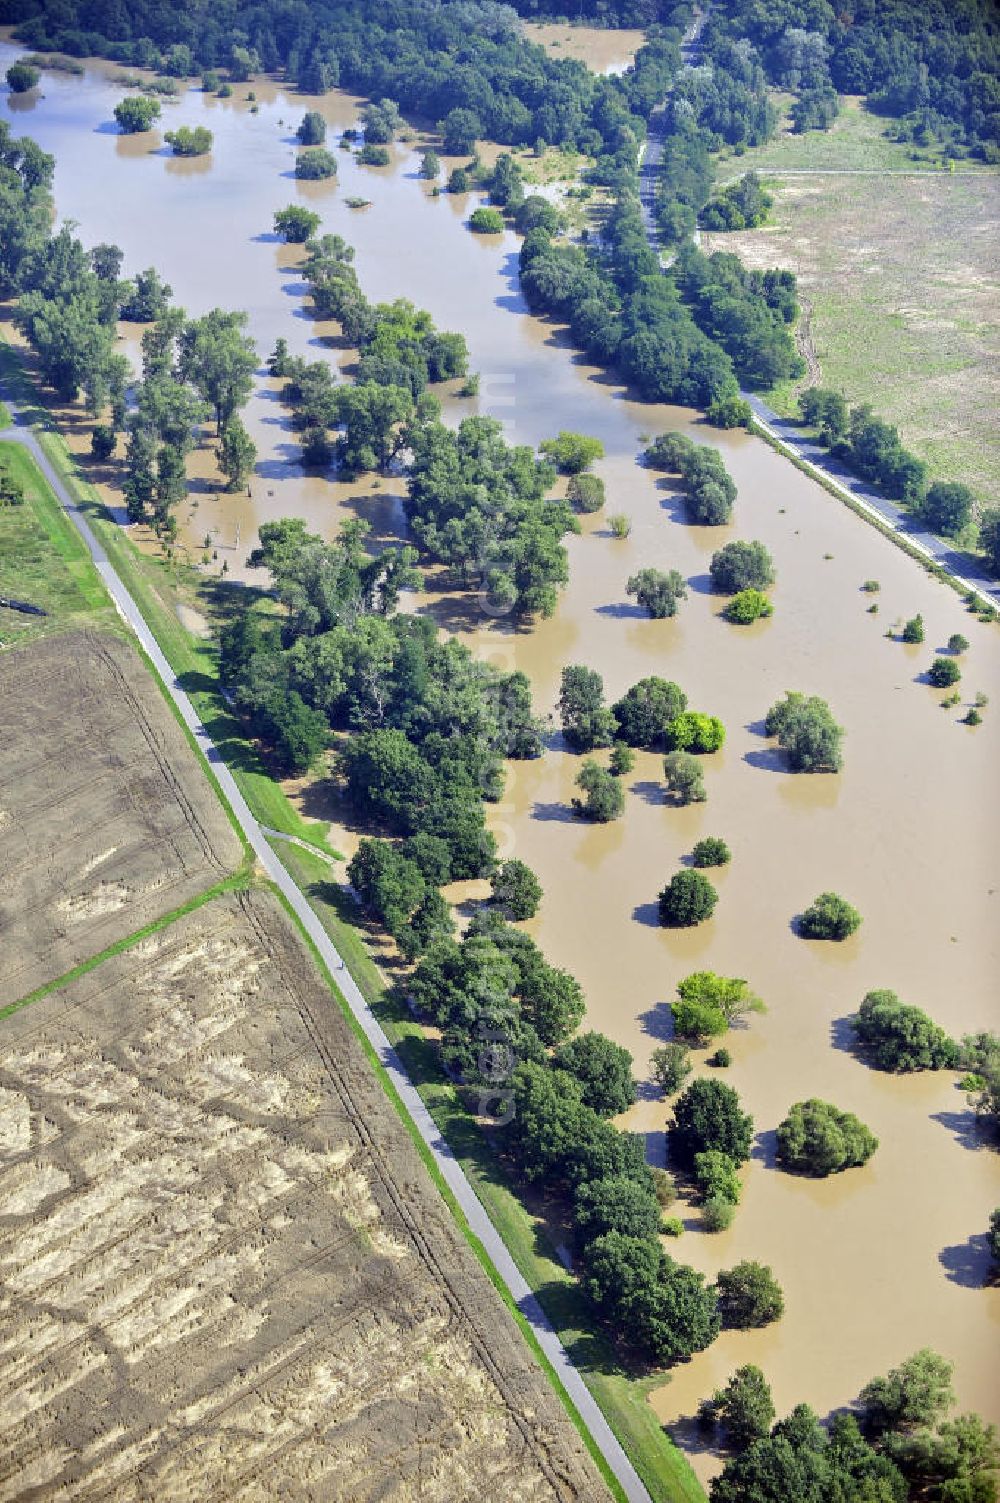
1 2 998 1499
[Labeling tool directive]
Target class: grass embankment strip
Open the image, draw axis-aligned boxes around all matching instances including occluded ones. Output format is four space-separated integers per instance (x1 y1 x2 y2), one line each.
0 339 340 857
0 872 250 1021
272 840 706 1503
0 440 114 637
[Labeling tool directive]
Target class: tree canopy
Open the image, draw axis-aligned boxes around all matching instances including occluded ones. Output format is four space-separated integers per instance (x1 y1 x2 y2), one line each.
776 1099 878 1176
669 1079 754 1171
851 990 960 1072
799 891 862 941
764 691 844 772
659 870 718 927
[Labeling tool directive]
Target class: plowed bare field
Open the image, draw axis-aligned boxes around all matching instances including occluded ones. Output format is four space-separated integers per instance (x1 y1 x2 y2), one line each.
0 888 608 1501
0 631 242 1004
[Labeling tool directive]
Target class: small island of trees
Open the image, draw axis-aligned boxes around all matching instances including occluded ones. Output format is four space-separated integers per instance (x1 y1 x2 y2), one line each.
776 1099 878 1175
765 691 844 772
799 891 862 941
469 205 504 233
6 60 41 93
659 870 719 927
643 432 738 525
670 971 765 1044
165 125 212 156
851 990 960 1071
710 541 774 593
273 205 321 242
114 96 161 133
296 110 326 145
295 147 337 179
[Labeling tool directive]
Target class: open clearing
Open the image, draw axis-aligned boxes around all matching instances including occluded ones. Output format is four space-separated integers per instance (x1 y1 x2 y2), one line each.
704 100 1000 502
0 631 243 1005
0 440 113 646
0 887 607 1502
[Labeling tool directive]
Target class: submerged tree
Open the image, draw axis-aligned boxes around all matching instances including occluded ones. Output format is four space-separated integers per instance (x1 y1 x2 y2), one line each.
627 567 687 619
764 691 843 772
218 415 256 491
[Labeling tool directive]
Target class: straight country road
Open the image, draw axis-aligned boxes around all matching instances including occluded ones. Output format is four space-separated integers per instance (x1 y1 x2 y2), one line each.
0 401 655 1503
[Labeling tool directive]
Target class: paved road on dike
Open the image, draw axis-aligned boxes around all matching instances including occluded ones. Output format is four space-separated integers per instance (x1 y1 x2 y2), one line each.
0 403 654 1503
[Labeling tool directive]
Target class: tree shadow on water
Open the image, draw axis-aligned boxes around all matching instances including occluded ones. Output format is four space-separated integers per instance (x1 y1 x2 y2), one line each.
930 1109 992 1152
743 746 787 773
531 800 575 824
594 600 644 619
632 900 662 928
938 1233 995 1289
669 1409 726 1462
751 1128 778 1168
829 1015 860 1056
638 999 674 1041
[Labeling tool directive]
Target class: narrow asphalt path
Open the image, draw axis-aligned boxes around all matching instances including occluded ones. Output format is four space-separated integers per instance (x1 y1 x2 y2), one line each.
0 405 654 1503
259 823 340 865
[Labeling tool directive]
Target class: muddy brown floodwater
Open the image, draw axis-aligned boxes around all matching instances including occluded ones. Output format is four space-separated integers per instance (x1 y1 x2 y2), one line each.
523 22 647 76
2 42 999 1486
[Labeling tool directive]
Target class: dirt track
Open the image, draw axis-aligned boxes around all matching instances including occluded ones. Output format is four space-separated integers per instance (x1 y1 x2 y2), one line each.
0 889 609 1501
0 631 242 1004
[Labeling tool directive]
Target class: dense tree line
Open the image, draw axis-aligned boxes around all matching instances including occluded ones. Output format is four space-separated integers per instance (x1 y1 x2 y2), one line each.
8 0 685 155
220 513 545 795
643 431 739 523
505 0 664 22
800 389 929 506
12 0 808 412
700 171 772 232
710 1348 999 1501
519 193 741 409
406 416 574 616
799 389 993 555
708 0 1000 160
406 916 757 1367
272 237 573 617
676 246 802 390
652 29 778 252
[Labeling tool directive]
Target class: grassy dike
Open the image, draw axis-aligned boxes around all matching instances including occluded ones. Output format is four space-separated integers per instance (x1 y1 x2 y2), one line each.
274 839 707 1503
0 339 706 1503
0 439 113 637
